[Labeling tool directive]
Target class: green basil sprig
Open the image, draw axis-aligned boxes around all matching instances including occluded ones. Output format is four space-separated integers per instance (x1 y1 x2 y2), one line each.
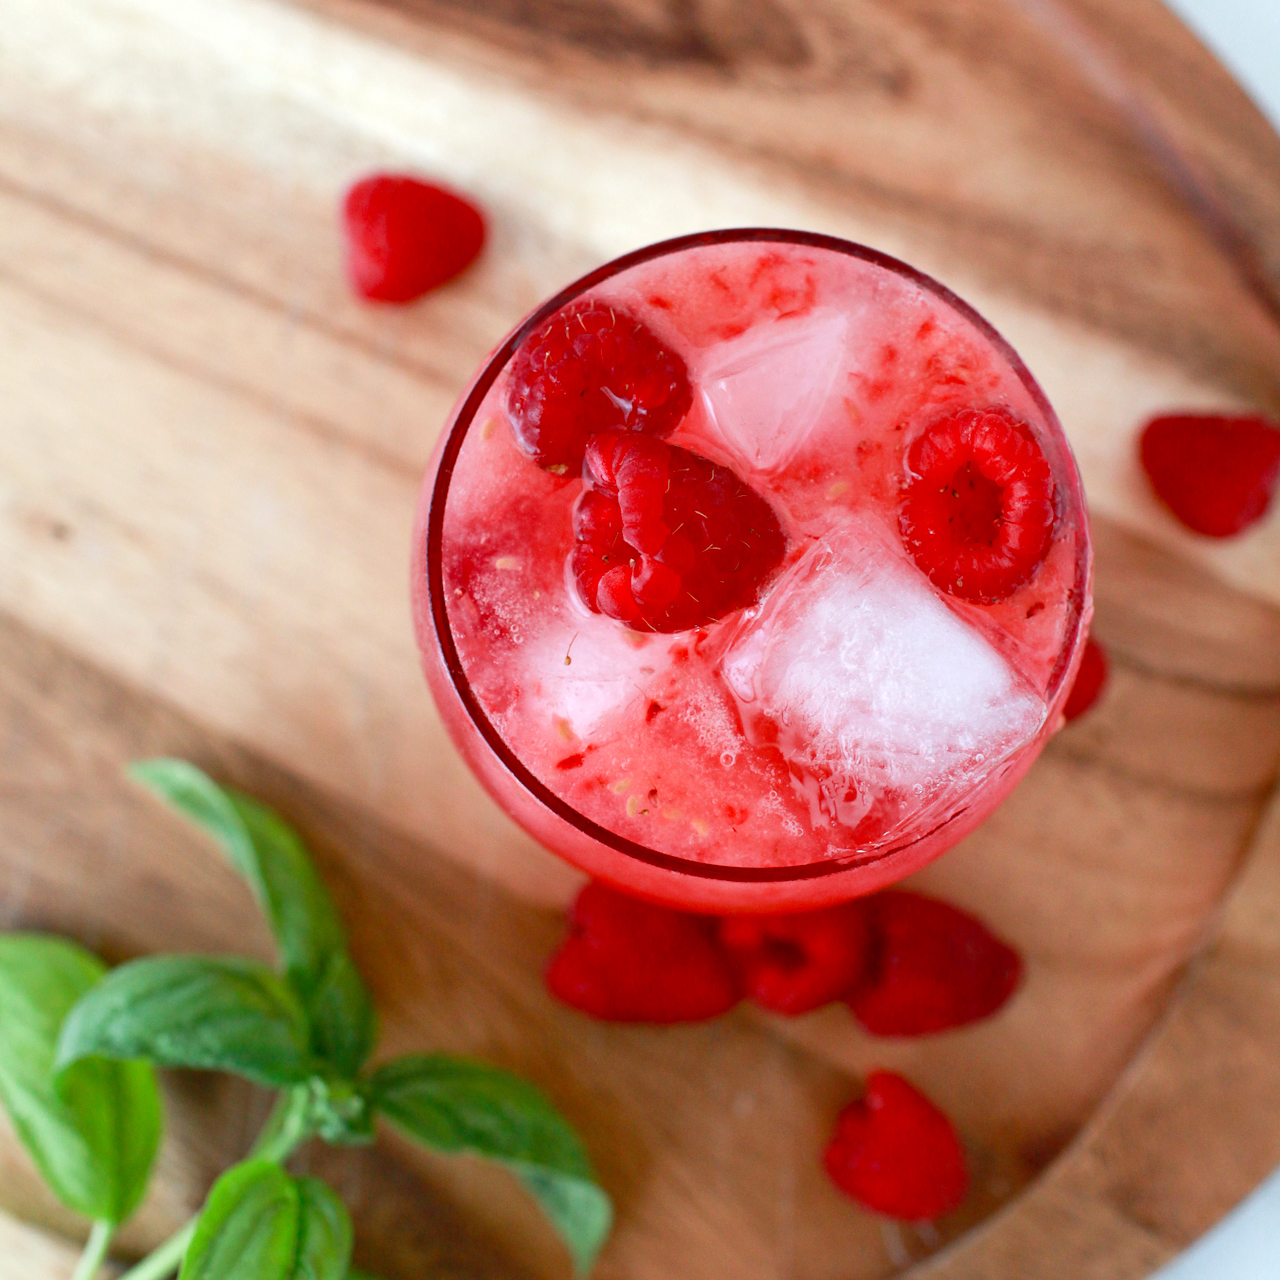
1 760 612 1278
59 760 615 1278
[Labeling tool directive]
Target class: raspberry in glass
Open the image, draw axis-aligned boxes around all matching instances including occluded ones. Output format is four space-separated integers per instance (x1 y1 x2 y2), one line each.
572 433 786 632
506 302 692 473
899 409 1056 603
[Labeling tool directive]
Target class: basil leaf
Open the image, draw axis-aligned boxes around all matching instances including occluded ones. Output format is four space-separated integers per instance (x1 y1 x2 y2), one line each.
366 1055 612 1274
179 1161 296 1280
305 951 377 1083
0 935 161 1223
128 761 377 1076
56 955 315 1088
511 1166 613 1276
293 1177 354 1280
179 1161 352 1280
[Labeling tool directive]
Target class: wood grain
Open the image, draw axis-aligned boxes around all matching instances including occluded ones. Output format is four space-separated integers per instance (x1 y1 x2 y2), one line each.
2 0 1280 1276
300 0 1280 393
915 790 1280 1279
0 1211 115 1280
2 559 1272 1279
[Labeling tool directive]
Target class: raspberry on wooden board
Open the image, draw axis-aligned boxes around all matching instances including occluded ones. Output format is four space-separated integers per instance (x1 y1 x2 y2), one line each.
342 174 485 302
505 302 693 472
848 891 1022 1036
824 1071 969 1220
572 432 786 632
899 409 1056 603
547 881 1022 1032
1062 636 1109 722
1140 413 1280 537
544 882 739 1023
718 902 871 1016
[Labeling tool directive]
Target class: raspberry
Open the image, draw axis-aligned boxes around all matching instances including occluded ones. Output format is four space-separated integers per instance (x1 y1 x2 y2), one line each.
824 1071 968 1220
544 882 739 1023
717 903 871 1016
899 409 1056 603
505 302 692 472
342 174 485 303
572 433 786 632
1062 636 1109 722
848 891 1021 1036
1139 413 1280 537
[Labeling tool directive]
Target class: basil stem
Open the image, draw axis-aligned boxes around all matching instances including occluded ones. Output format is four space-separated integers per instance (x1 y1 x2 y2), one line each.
249 1086 314 1164
116 1220 196 1280
115 1085 316 1280
70 1219 114 1280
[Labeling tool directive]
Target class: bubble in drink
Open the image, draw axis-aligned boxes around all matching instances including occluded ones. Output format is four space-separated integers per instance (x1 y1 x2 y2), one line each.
412 232 1092 912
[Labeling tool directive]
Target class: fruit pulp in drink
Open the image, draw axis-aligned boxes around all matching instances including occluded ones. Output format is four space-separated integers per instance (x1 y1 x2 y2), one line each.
412 232 1091 912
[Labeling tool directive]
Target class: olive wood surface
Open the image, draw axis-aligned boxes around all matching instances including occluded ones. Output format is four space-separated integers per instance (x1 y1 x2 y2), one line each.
2 0 1280 1277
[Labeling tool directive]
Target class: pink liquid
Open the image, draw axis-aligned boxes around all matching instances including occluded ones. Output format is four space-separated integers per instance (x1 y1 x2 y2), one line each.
412 232 1091 912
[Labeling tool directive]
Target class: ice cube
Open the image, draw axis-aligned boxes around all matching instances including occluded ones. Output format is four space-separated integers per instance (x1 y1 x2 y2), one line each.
721 516 1043 836
519 611 666 743
697 308 848 474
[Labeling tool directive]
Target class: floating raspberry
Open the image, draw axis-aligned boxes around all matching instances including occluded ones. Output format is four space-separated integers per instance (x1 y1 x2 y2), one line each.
572 433 785 632
1062 636 1109 722
342 174 485 303
545 882 739 1023
718 903 871 1016
824 1071 968 1220
899 409 1056 603
848 891 1021 1036
1139 413 1280 537
505 302 692 472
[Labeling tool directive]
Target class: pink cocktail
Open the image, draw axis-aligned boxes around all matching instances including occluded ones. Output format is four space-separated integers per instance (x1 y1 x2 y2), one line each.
412 231 1091 912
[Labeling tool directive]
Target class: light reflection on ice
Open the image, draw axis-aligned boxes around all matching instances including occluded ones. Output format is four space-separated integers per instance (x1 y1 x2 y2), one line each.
697 307 848 473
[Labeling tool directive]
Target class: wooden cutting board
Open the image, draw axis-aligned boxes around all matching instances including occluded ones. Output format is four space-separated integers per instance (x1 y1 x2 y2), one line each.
3 1 1280 1276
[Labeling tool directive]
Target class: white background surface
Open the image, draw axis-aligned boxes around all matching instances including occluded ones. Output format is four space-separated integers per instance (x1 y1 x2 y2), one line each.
1144 9 1279 1278
1164 0 1280 129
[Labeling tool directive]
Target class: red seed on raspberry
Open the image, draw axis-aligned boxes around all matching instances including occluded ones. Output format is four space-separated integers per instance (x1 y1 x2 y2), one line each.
544 882 739 1023
572 433 786 632
1140 413 1280 537
1062 636 1109 722
824 1071 968 1220
899 409 1056 603
342 174 485 303
505 301 692 472
718 902 871 1016
848 891 1022 1037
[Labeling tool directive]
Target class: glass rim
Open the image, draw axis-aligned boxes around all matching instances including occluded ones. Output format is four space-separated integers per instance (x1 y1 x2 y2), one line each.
424 226 1091 883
